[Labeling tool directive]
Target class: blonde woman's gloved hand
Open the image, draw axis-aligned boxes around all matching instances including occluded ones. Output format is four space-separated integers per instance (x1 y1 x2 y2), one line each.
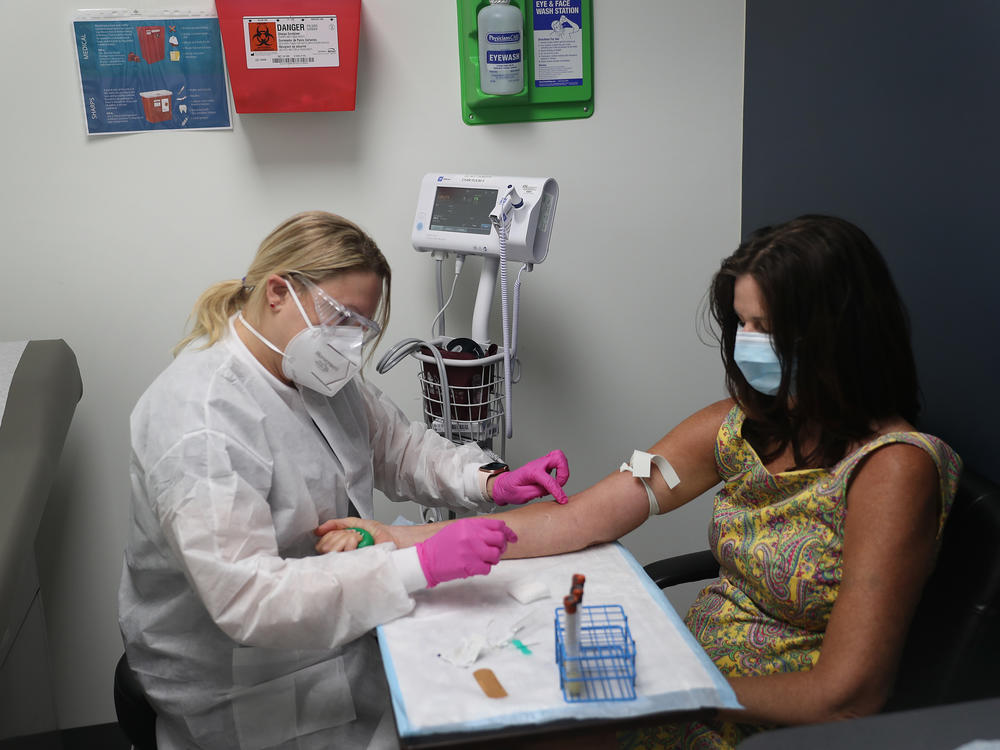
492 450 570 505
415 517 518 588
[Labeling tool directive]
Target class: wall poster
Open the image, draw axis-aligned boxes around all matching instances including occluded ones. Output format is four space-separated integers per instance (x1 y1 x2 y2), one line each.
73 9 232 135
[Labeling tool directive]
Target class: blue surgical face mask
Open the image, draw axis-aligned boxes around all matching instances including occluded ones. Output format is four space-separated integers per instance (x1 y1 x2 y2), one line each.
733 329 783 396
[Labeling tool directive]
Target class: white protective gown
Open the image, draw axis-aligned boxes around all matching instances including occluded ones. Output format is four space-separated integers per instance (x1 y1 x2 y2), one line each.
119 320 492 750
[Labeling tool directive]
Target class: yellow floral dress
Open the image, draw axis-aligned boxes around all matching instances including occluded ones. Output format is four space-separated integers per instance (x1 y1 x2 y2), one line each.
620 405 962 750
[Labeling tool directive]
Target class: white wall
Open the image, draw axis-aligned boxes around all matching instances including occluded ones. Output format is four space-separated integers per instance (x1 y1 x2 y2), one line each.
0 0 744 728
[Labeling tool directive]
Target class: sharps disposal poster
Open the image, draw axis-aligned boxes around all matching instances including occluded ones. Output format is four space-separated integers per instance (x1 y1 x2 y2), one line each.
73 10 232 135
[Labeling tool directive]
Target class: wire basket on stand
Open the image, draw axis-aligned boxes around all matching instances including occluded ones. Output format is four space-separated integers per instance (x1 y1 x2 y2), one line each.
411 343 506 454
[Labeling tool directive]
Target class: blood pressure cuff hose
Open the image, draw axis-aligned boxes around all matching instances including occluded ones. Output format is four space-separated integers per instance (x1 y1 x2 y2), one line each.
619 450 681 517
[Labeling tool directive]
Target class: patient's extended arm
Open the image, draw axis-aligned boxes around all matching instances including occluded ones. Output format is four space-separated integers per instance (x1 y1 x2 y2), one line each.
317 399 731 557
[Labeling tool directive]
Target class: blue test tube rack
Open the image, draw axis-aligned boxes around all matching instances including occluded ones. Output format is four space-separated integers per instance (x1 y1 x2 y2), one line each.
554 603 636 702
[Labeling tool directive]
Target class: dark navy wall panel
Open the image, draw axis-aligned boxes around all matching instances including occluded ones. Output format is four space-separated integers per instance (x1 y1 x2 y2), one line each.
742 0 999 481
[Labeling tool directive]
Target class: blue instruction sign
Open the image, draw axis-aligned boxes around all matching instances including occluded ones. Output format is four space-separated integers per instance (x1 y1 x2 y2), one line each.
531 0 584 88
73 12 232 135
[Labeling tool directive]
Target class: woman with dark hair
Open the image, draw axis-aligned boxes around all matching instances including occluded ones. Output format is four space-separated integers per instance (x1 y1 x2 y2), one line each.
323 215 962 749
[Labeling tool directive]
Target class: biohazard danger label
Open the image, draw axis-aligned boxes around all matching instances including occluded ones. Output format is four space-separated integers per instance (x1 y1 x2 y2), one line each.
242 16 340 69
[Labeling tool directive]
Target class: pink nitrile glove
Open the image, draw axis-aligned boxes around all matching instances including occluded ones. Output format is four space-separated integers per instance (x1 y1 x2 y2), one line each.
415 517 518 588
491 450 570 505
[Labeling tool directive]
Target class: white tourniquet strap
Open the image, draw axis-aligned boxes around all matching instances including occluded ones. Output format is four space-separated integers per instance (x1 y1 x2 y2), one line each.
619 450 681 517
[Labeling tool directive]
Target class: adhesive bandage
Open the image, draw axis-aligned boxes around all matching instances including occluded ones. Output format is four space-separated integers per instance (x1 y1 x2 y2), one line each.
619 449 681 516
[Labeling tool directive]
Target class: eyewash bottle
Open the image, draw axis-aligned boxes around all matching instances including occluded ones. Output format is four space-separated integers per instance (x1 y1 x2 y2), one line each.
478 0 524 95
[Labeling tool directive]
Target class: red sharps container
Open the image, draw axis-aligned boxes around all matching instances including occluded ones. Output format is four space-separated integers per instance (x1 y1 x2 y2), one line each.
140 90 172 123
137 26 165 63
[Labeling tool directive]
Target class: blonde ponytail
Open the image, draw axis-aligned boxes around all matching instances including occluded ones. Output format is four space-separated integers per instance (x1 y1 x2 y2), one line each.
173 279 250 356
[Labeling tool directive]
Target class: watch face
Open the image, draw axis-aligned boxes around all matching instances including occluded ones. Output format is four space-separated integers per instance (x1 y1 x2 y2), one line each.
480 461 509 473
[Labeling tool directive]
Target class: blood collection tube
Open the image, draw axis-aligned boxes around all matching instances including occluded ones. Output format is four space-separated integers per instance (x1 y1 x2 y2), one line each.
563 595 582 696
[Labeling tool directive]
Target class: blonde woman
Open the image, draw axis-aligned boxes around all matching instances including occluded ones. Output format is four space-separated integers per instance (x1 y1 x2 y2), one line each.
119 211 568 750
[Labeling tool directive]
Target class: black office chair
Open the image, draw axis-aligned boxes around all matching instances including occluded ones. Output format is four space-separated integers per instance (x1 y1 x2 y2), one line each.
114 652 157 750
642 468 1000 712
884 468 1000 709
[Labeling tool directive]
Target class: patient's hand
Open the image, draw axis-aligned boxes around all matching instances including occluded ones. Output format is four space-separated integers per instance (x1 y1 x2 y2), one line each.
313 528 370 553
315 517 396 554
315 516 442 553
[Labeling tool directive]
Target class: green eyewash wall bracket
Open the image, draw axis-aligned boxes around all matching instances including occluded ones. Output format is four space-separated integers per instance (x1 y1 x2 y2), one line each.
456 0 594 125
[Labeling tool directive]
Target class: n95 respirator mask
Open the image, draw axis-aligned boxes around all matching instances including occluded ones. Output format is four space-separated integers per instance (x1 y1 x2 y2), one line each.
280 323 363 398
238 277 366 398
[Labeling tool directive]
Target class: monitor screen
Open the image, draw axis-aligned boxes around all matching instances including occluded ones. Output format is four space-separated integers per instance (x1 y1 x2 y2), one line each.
429 186 497 235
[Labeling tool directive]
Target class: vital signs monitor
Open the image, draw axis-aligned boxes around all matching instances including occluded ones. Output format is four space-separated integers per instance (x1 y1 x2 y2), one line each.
412 173 559 264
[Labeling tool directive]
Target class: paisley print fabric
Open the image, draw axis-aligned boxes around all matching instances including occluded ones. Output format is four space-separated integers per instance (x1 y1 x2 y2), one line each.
619 405 962 749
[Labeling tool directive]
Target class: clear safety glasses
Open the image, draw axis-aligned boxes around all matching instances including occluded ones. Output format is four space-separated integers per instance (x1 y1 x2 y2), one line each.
296 275 381 344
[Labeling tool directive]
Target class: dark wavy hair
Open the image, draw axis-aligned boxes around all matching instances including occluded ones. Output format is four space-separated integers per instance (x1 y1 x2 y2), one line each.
709 215 920 469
